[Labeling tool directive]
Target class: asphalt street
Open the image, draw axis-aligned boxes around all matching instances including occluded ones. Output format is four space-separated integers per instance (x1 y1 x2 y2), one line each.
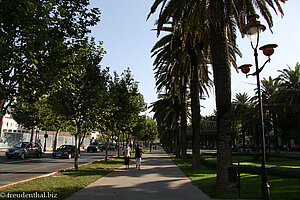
0 150 117 188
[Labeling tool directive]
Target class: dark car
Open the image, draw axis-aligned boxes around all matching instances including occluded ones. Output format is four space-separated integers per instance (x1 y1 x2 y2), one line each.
291 145 300 152
52 145 78 159
108 143 116 151
87 142 104 152
6 142 43 159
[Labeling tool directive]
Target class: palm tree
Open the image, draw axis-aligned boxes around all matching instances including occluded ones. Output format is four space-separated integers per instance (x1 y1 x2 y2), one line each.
148 0 286 189
151 23 212 165
261 76 281 152
232 92 252 152
276 63 300 142
151 27 189 158
150 93 180 153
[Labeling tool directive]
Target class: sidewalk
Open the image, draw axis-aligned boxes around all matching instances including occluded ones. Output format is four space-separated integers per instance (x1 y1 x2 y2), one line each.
66 147 211 200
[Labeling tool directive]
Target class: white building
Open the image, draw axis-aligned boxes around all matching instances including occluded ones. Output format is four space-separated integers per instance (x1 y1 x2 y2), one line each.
1 110 29 134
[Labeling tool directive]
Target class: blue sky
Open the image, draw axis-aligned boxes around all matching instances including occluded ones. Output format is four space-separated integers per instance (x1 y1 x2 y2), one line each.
90 0 300 116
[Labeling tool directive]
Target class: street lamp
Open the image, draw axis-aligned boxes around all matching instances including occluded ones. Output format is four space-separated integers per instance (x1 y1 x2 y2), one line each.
239 14 278 200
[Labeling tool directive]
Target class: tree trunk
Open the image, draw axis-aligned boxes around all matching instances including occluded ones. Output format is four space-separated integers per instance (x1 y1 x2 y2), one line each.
53 128 60 151
242 127 246 152
190 49 201 169
272 112 280 153
297 109 300 144
174 126 180 158
210 22 234 188
30 128 34 143
118 131 121 158
0 112 3 137
0 88 7 137
105 140 108 162
169 130 174 153
255 123 260 153
180 75 188 161
74 123 81 171
74 134 79 171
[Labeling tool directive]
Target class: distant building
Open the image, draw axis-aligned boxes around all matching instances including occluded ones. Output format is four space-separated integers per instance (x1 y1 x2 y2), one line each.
1 109 29 134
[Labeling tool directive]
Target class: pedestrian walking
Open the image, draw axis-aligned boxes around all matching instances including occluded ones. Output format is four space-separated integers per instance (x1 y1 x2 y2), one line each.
124 143 132 169
135 144 142 170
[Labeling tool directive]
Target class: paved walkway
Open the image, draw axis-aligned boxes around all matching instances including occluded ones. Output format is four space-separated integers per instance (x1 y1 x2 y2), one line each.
67 147 211 200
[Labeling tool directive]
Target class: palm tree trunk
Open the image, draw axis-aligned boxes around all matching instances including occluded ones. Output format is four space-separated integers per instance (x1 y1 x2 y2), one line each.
180 76 188 161
297 109 300 143
210 22 234 188
272 112 280 153
190 49 201 169
174 127 180 158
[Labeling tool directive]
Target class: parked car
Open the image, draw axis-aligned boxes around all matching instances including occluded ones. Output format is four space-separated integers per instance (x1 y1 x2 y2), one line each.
291 145 300 152
108 143 116 151
6 142 43 159
52 145 78 159
87 142 104 152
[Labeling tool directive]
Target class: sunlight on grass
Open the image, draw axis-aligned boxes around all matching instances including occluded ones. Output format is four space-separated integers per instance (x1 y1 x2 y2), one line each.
205 154 300 168
171 155 300 199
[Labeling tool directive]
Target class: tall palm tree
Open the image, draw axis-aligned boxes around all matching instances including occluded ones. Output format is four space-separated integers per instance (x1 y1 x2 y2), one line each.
151 23 212 165
276 63 300 142
148 0 286 189
150 93 180 153
151 27 189 159
232 92 252 152
261 76 281 152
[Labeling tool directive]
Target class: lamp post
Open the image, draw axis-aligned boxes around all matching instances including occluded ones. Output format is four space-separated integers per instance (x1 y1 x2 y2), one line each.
238 14 278 200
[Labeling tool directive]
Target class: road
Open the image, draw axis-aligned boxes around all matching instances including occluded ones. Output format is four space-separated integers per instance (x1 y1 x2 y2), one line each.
0 150 117 188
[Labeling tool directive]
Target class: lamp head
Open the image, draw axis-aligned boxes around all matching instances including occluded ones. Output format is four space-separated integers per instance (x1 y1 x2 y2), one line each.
243 14 266 48
259 44 278 57
238 64 252 74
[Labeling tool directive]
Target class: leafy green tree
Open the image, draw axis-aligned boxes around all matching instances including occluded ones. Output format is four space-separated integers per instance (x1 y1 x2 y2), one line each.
0 0 100 133
134 117 158 143
108 69 146 156
48 38 108 171
11 96 40 143
38 96 68 151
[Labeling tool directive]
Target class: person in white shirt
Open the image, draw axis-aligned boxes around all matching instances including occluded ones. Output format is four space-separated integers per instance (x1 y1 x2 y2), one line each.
124 143 132 169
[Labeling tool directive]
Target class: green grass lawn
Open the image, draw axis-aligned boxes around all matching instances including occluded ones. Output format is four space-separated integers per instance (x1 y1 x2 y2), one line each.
172 156 300 199
203 154 300 168
0 158 124 200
